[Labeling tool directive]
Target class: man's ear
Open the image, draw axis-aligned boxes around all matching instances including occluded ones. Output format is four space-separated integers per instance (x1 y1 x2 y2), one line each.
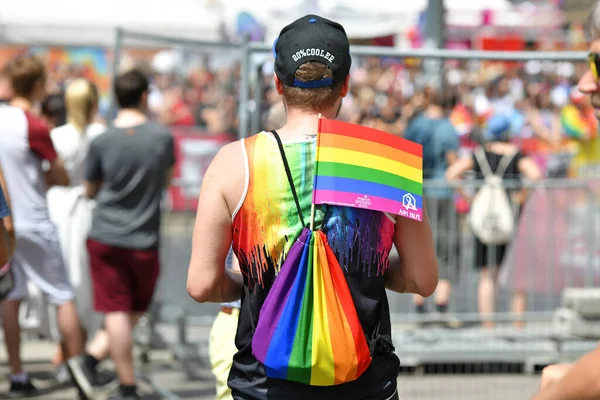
341 74 351 98
274 75 284 95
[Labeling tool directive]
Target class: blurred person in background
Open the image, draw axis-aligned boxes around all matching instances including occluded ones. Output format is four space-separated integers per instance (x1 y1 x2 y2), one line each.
40 92 67 130
158 85 195 127
533 2 600 398
489 76 516 114
528 89 562 145
446 114 541 329
561 86 600 179
187 14 437 400
47 79 113 386
395 89 427 136
403 90 461 325
0 69 13 104
74 69 175 400
0 165 15 308
209 250 241 400
265 100 286 131
0 54 89 397
561 87 597 141
0 165 15 267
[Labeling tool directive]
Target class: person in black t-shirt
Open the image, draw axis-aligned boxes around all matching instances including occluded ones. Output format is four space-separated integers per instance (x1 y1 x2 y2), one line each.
446 113 541 329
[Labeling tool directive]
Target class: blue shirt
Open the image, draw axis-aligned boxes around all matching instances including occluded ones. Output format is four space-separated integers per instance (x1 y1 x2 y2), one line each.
404 114 459 199
0 186 10 219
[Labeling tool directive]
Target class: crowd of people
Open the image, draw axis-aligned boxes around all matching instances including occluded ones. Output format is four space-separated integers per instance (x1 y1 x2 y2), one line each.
0 55 174 400
0 10 600 400
3 45 596 177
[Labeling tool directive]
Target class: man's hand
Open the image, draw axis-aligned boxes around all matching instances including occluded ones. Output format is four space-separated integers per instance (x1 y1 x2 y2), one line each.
531 345 600 400
84 180 103 199
539 364 572 393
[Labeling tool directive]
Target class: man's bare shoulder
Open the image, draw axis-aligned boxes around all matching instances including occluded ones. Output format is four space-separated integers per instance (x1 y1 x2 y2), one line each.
213 139 244 167
206 139 246 187
207 139 247 215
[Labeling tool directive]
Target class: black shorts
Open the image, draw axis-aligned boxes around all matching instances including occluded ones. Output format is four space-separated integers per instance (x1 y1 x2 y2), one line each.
475 238 507 269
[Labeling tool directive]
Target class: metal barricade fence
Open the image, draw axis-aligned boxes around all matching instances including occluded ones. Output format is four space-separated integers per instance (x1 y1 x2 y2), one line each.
153 177 600 378
239 43 588 139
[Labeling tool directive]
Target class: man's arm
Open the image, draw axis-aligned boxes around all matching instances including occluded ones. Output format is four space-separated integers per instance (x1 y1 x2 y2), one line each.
0 166 13 265
46 159 70 188
385 200 438 297
164 132 176 188
446 156 475 204
531 345 600 400
187 142 242 303
0 216 9 266
84 137 103 199
27 113 69 187
444 124 460 167
84 181 103 200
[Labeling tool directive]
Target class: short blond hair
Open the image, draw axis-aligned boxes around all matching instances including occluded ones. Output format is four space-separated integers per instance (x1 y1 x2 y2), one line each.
6 55 46 98
282 62 344 113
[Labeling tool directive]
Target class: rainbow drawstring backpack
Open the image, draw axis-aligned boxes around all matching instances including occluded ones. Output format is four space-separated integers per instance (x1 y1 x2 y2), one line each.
250 131 373 386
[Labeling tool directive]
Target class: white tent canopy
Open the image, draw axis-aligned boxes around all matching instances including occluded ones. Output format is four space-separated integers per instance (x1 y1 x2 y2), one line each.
0 0 550 47
0 0 224 46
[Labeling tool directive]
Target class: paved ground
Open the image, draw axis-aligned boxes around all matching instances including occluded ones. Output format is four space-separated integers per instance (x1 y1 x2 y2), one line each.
0 339 543 400
0 341 216 400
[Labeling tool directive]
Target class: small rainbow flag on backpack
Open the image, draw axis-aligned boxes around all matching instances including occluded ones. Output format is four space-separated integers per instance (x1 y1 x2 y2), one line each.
313 117 424 222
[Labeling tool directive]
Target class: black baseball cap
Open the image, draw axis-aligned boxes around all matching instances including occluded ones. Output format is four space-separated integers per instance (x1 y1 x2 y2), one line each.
273 14 351 89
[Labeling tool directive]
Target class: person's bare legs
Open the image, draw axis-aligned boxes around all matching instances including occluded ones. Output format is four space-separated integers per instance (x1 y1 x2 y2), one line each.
87 329 110 361
105 312 144 385
53 344 65 367
1 300 23 374
413 294 426 309
413 294 427 325
511 291 527 329
55 326 88 367
56 300 85 358
434 279 452 309
478 267 498 328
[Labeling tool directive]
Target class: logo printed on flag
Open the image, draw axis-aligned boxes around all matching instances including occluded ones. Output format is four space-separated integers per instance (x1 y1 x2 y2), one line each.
402 193 417 211
313 116 424 222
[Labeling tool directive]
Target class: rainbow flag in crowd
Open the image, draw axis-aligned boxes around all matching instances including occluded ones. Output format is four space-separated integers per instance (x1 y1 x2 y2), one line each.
313 117 423 222
252 229 372 386
561 105 598 140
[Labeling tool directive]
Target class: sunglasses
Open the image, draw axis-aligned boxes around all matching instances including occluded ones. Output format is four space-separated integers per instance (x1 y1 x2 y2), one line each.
589 53 600 81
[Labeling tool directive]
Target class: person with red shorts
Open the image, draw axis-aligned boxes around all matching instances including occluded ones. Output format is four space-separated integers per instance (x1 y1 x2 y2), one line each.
72 68 175 400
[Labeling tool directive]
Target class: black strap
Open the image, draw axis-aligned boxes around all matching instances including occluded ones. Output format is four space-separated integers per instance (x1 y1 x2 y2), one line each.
271 130 306 228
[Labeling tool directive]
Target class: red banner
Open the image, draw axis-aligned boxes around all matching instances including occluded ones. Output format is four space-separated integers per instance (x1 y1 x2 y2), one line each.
168 128 234 211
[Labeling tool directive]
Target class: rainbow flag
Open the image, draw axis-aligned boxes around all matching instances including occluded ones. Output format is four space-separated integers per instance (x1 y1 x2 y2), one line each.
313 117 424 222
561 105 598 140
252 228 371 386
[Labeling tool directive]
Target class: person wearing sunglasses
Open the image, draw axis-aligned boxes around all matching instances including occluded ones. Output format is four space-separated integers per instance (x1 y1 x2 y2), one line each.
532 2 600 399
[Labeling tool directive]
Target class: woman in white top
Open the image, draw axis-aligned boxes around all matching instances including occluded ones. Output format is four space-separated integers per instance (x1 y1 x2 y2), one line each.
47 79 106 368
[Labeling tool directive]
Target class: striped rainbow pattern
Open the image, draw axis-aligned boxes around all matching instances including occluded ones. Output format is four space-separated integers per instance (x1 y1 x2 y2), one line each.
313 117 424 222
561 104 598 140
252 229 372 386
